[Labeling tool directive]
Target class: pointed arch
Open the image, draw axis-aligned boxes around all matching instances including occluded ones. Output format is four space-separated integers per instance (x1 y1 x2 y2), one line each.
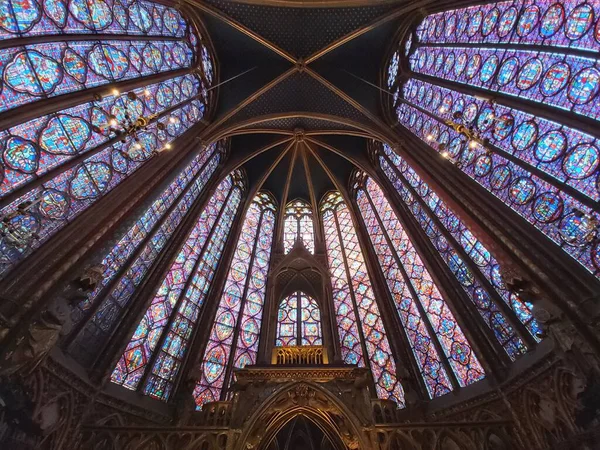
320 190 405 407
67 140 226 367
387 0 600 281
0 0 216 277
373 141 541 361
275 291 323 347
110 169 245 399
234 381 367 450
194 191 277 409
353 173 486 397
283 199 315 254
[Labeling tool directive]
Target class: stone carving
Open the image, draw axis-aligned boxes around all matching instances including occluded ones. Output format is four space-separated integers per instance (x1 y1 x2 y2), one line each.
0 264 105 378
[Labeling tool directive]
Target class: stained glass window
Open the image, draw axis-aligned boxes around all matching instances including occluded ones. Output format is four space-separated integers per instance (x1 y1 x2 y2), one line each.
283 199 315 254
376 143 542 360
110 171 244 399
355 175 486 397
0 0 214 277
321 192 405 407
275 291 322 347
194 192 276 410
67 141 224 367
388 1 600 280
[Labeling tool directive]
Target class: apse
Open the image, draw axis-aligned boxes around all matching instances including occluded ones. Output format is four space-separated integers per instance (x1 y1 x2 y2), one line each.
0 0 598 449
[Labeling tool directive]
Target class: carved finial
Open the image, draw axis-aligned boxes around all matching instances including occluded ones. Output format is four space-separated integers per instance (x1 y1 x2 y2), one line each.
294 128 305 142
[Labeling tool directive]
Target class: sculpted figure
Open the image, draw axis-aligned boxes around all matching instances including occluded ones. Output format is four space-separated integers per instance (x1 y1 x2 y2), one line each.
0 264 105 377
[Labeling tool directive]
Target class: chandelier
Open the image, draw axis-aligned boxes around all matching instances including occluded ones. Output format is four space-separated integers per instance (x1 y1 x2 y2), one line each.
425 97 599 249
0 86 177 252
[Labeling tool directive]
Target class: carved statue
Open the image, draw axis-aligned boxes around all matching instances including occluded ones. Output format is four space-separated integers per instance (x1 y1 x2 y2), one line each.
175 366 202 425
0 264 105 378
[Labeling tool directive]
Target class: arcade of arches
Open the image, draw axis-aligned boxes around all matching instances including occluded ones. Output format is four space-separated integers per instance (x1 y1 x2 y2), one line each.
0 0 598 449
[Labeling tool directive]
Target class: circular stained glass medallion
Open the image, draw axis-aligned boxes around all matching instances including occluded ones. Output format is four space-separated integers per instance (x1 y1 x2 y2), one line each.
498 7 518 37
497 57 519 86
435 15 445 38
467 10 483 36
517 5 540 36
563 144 599 179
560 212 597 246
541 62 571 96
445 14 457 38
448 137 464 157
111 150 129 174
540 3 565 38
474 154 493 177
493 114 514 140
568 68 600 105
463 103 478 123
477 107 496 131
482 8 499 36
565 4 594 39
535 131 567 162
454 52 468 76
435 52 445 72
516 58 544 90
509 177 537 205
444 52 455 75
512 121 538 151
38 189 69 220
204 346 226 383
4 136 39 173
215 312 235 340
480 55 499 83
532 192 564 223
490 164 512 190
465 54 482 79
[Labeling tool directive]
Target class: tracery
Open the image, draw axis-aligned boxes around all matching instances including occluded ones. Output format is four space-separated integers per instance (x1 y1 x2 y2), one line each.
0 0 213 276
375 143 541 361
110 170 244 399
67 141 224 367
275 291 323 347
283 199 315 254
387 0 600 279
321 191 405 407
193 191 276 409
355 174 486 397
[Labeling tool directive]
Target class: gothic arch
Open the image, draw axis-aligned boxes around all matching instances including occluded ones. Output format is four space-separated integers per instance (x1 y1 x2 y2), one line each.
235 381 368 450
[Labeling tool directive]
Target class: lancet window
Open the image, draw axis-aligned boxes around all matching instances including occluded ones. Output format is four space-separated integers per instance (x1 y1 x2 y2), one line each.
283 199 315 254
321 191 405 407
67 142 224 367
110 170 244 400
275 291 323 347
194 192 276 410
355 175 486 398
0 0 214 276
375 143 542 361
387 1 600 279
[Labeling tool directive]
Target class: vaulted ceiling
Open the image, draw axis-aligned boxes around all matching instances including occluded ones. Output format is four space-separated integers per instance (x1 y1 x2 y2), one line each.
187 0 455 205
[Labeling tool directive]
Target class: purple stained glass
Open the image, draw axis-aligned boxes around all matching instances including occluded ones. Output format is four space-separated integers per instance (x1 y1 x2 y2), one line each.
111 174 242 392
0 98 206 276
193 192 276 409
0 0 187 40
322 192 405 407
1 40 194 114
416 1 600 52
395 100 600 278
410 46 599 121
378 144 540 348
357 178 485 389
68 144 220 367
